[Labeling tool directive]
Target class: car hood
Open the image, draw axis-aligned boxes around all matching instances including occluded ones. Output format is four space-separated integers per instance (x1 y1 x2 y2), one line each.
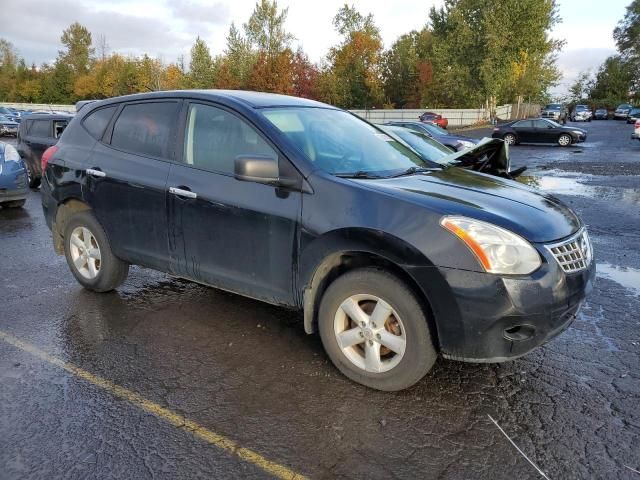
356 168 581 243
0 121 18 126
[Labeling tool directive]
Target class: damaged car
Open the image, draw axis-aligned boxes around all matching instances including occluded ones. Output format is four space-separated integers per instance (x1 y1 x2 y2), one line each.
381 125 526 179
41 91 594 391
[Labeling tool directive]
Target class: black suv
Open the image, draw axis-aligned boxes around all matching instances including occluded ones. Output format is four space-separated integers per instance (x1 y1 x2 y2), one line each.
41 91 594 391
17 113 72 188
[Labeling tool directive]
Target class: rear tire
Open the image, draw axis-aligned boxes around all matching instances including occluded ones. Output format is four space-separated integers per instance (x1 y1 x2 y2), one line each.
318 267 437 391
63 211 129 292
26 164 41 189
503 133 517 145
558 133 572 147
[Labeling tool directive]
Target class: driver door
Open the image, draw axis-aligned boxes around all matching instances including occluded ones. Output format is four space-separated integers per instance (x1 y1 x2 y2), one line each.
167 101 302 305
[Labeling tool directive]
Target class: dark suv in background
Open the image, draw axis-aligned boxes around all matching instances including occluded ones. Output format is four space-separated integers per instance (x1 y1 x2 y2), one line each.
17 113 72 188
40 91 594 391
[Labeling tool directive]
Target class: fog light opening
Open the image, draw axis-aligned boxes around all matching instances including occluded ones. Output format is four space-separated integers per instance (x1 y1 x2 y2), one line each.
503 324 536 342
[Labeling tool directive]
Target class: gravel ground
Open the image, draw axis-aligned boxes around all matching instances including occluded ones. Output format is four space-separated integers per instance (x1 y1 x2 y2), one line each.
1 120 639 479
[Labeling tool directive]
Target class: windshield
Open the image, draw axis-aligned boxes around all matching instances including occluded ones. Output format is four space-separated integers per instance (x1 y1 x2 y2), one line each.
545 104 561 110
420 122 448 135
262 108 426 176
383 127 453 165
546 119 563 127
576 105 588 111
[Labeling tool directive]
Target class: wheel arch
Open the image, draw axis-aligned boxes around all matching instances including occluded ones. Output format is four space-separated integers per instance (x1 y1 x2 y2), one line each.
52 197 91 254
299 228 440 348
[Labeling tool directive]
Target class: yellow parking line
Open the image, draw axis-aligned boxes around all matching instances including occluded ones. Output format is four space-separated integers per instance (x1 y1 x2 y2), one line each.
0 330 306 480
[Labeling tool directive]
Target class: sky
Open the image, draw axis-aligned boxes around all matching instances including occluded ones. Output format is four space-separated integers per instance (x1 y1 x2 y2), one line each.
1 0 630 97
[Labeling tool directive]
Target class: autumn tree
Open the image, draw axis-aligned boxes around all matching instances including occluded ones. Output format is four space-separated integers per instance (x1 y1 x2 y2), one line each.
382 29 433 108
319 4 384 109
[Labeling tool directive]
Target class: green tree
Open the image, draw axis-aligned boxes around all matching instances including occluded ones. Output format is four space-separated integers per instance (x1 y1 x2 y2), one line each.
320 4 384 109
614 0 640 57
188 36 214 89
59 22 94 76
589 55 634 104
382 29 433 108
244 0 294 60
218 23 256 89
426 0 562 108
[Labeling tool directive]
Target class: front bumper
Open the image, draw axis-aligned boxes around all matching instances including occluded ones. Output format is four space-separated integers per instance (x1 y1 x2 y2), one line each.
408 243 595 362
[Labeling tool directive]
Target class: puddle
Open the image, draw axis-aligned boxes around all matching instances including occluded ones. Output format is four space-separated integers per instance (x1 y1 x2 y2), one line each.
596 263 640 296
518 174 640 205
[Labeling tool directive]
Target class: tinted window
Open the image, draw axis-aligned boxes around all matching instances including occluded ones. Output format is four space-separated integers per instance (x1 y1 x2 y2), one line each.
533 119 552 128
83 106 116 140
183 103 277 175
513 120 532 128
29 119 50 137
111 102 178 158
53 120 68 139
262 108 425 176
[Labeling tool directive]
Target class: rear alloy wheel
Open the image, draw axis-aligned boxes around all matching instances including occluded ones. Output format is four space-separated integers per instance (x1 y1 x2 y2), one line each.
558 133 572 147
503 133 517 145
64 211 129 292
319 268 436 391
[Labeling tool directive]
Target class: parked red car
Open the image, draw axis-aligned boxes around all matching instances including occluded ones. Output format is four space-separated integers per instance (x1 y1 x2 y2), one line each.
419 111 448 129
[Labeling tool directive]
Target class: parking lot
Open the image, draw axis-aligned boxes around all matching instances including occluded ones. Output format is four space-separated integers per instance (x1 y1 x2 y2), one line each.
1 119 639 479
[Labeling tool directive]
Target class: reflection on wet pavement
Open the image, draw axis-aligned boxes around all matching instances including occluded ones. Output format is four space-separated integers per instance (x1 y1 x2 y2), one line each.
518 171 640 205
596 263 640 296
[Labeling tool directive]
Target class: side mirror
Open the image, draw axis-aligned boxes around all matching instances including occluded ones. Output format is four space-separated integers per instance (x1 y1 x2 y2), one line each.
234 155 299 189
234 155 279 184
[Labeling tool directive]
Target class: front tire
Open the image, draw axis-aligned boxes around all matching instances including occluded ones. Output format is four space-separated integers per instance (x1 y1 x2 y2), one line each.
63 211 129 292
318 268 437 391
558 133 572 147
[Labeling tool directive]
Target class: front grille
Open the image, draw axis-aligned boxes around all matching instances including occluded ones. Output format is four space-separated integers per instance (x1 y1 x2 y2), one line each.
546 229 592 274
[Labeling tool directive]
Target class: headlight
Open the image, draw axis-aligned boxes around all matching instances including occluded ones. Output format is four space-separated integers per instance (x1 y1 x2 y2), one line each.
457 140 475 149
440 216 542 274
572 131 583 135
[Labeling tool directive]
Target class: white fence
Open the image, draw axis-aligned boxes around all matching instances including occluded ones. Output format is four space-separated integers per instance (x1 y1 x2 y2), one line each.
0 102 75 113
1 101 540 127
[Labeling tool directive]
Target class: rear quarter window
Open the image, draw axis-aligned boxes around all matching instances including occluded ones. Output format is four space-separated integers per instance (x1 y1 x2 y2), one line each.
83 106 117 140
110 102 178 158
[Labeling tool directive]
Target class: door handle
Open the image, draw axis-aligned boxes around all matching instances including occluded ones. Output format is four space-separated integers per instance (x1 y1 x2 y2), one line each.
169 186 197 199
86 168 106 178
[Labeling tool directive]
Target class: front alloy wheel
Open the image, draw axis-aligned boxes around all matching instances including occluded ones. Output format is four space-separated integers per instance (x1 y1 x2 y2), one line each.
334 294 407 373
318 268 436 391
558 133 572 146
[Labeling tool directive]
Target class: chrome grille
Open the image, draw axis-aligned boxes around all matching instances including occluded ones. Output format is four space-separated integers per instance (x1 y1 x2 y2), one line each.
546 230 592 274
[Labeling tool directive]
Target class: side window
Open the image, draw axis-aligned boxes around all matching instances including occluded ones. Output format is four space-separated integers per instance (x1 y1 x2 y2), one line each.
83 106 116 140
53 120 68 139
111 102 178 158
183 103 277 175
513 120 532 128
533 119 550 128
28 119 50 137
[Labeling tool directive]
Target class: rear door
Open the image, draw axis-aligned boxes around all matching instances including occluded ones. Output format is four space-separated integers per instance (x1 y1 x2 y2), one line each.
167 101 301 304
83 100 179 271
512 120 534 142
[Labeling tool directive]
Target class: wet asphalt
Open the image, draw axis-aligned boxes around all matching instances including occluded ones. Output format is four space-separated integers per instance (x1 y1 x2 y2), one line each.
1 120 639 479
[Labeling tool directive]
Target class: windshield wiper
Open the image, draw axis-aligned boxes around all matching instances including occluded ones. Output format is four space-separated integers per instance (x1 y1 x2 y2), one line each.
334 170 383 179
390 166 434 177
